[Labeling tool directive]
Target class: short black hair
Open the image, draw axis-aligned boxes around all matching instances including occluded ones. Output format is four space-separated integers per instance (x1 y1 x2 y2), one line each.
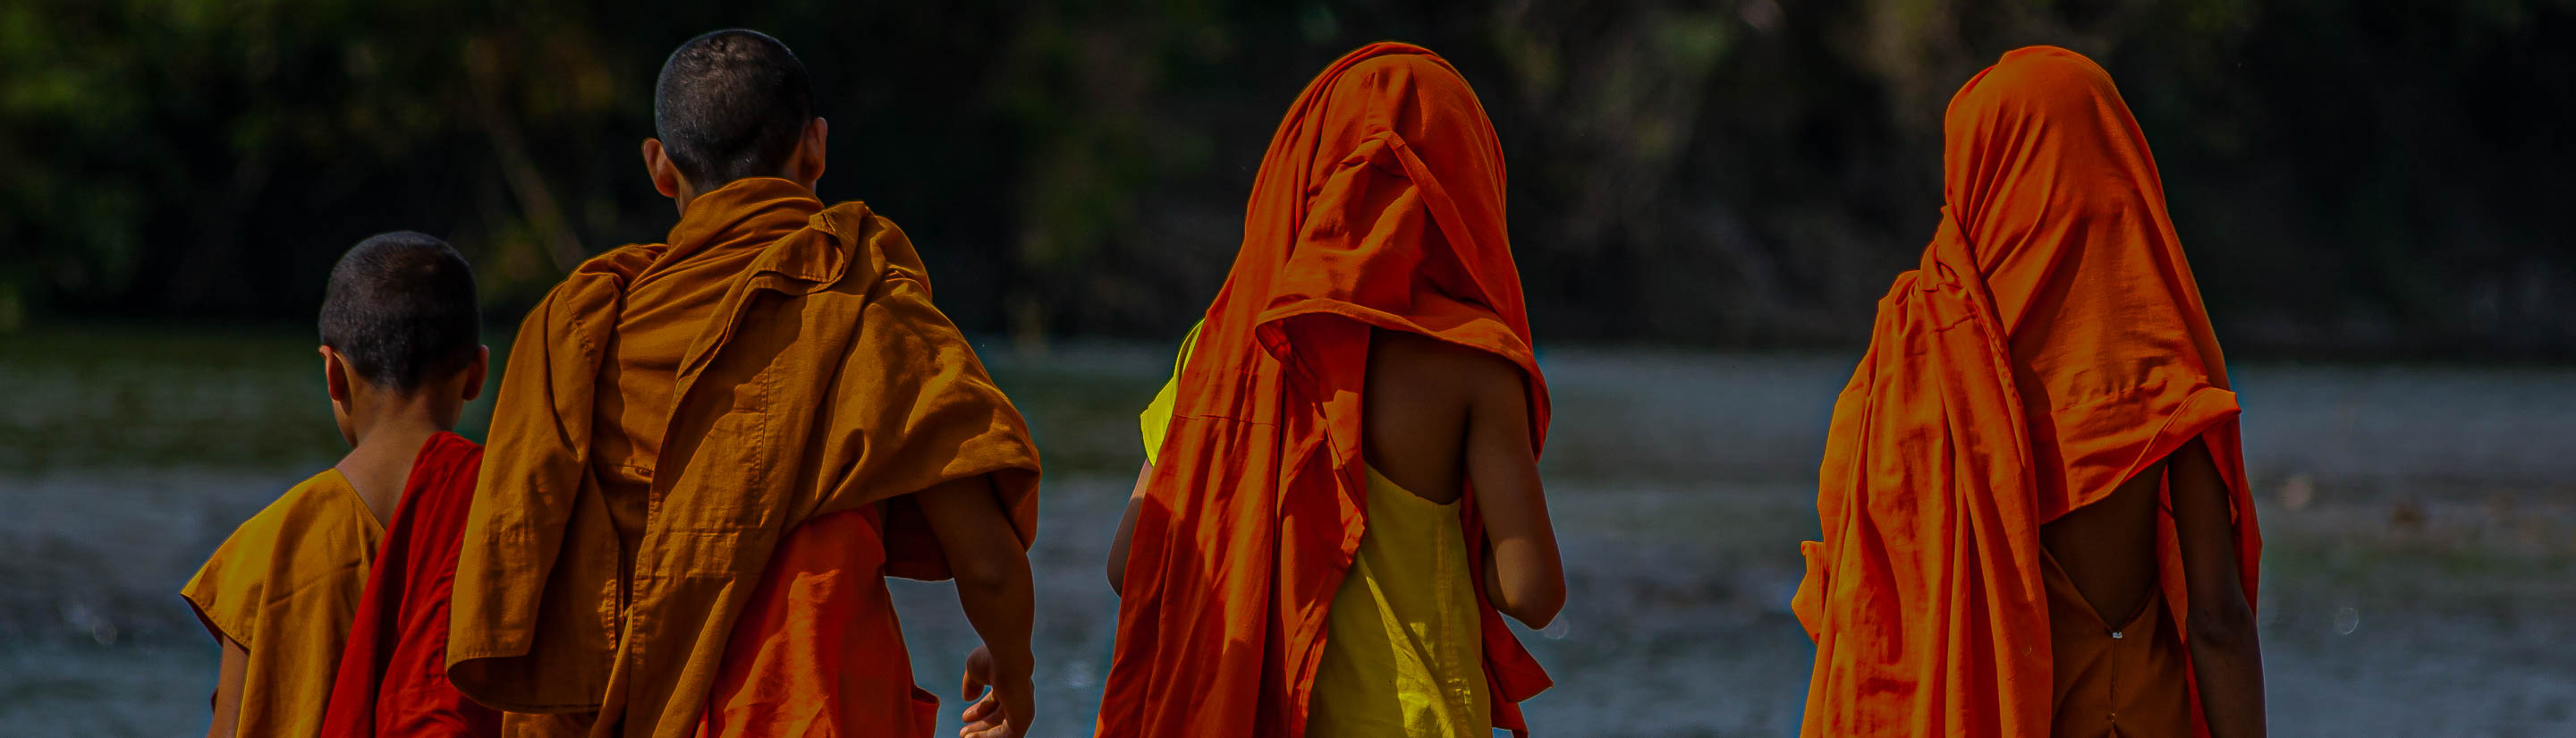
654 29 815 187
318 232 479 394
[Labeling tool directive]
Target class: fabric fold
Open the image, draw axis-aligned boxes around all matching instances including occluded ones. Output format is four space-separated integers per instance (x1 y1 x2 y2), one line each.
1097 42 1549 738
321 431 497 738
1794 46 2259 738
449 178 1040 738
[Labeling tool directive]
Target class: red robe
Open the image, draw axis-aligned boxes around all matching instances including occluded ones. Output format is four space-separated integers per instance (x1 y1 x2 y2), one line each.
321 431 501 737
1096 42 1550 738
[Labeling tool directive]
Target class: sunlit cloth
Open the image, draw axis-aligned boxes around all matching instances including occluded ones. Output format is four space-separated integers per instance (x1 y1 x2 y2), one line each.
450 177 1041 738
1097 42 1549 738
1137 320 1201 465
1139 326 1491 738
1792 46 2261 738
182 468 383 738
320 431 499 737
1304 467 1492 738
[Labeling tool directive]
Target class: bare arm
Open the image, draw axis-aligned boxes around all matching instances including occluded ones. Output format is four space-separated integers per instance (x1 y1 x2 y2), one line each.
916 474 1036 738
2172 437 2266 738
1107 462 1151 596
204 638 246 738
1466 365 1565 628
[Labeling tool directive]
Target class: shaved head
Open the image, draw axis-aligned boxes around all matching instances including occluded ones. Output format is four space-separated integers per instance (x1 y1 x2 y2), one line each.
654 29 815 187
319 232 479 394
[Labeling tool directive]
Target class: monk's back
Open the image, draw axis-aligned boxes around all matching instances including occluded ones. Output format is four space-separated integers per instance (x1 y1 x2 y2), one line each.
2038 464 2197 738
1311 327 1511 738
2039 468 2165 629
593 239 770 513
1359 329 1489 503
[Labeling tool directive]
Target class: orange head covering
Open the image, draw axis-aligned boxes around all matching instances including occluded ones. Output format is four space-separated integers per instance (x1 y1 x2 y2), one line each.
1792 46 2259 737
1942 47 2245 521
1096 42 1550 738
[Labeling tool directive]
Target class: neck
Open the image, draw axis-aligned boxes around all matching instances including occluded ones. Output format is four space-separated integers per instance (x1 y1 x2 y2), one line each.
336 396 457 526
673 182 703 214
350 392 456 448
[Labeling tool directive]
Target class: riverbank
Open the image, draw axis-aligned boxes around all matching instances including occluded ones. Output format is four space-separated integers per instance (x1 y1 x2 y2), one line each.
4 332 2570 736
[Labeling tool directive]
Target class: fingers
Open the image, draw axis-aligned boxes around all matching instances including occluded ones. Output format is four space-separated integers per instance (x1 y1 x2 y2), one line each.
960 650 990 702
958 696 1018 738
959 680 1032 738
961 719 1022 738
957 704 1004 738
956 646 1026 738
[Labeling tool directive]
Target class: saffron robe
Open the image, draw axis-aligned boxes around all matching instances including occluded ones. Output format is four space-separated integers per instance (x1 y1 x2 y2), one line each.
1097 42 1550 738
449 177 1041 738
183 468 383 738
1792 46 2261 738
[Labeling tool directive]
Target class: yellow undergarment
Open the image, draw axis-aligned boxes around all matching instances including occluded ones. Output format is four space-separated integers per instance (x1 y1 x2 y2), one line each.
1304 466 1493 738
1139 322 1490 737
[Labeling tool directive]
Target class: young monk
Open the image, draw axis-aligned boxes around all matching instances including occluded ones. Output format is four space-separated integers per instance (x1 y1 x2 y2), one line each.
1792 46 2267 738
444 30 1043 738
185 232 490 738
1095 43 1565 738
318 252 499 736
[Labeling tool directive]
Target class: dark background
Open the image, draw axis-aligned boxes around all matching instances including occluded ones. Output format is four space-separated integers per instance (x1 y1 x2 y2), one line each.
5 0 2571 356
7 4 2576 735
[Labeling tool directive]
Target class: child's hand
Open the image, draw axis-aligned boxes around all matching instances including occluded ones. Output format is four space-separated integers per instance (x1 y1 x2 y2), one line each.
958 644 1034 738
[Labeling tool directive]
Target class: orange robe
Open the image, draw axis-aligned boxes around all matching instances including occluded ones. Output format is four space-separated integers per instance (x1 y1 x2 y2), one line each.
1096 43 1550 738
447 177 1043 738
696 506 939 737
321 431 500 738
1792 46 2261 738
182 468 383 738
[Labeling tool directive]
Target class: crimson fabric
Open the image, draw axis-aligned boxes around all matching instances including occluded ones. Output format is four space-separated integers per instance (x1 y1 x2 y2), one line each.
1792 46 2260 738
321 431 500 738
1096 42 1550 738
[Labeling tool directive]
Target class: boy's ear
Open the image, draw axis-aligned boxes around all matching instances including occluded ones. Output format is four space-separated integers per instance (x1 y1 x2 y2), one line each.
642 138 684 199
793 117 827 190
320 346 352 405
462 345 490 403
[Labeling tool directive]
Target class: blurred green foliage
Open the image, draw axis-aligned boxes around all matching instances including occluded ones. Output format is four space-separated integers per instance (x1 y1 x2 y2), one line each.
1 0 2569 356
